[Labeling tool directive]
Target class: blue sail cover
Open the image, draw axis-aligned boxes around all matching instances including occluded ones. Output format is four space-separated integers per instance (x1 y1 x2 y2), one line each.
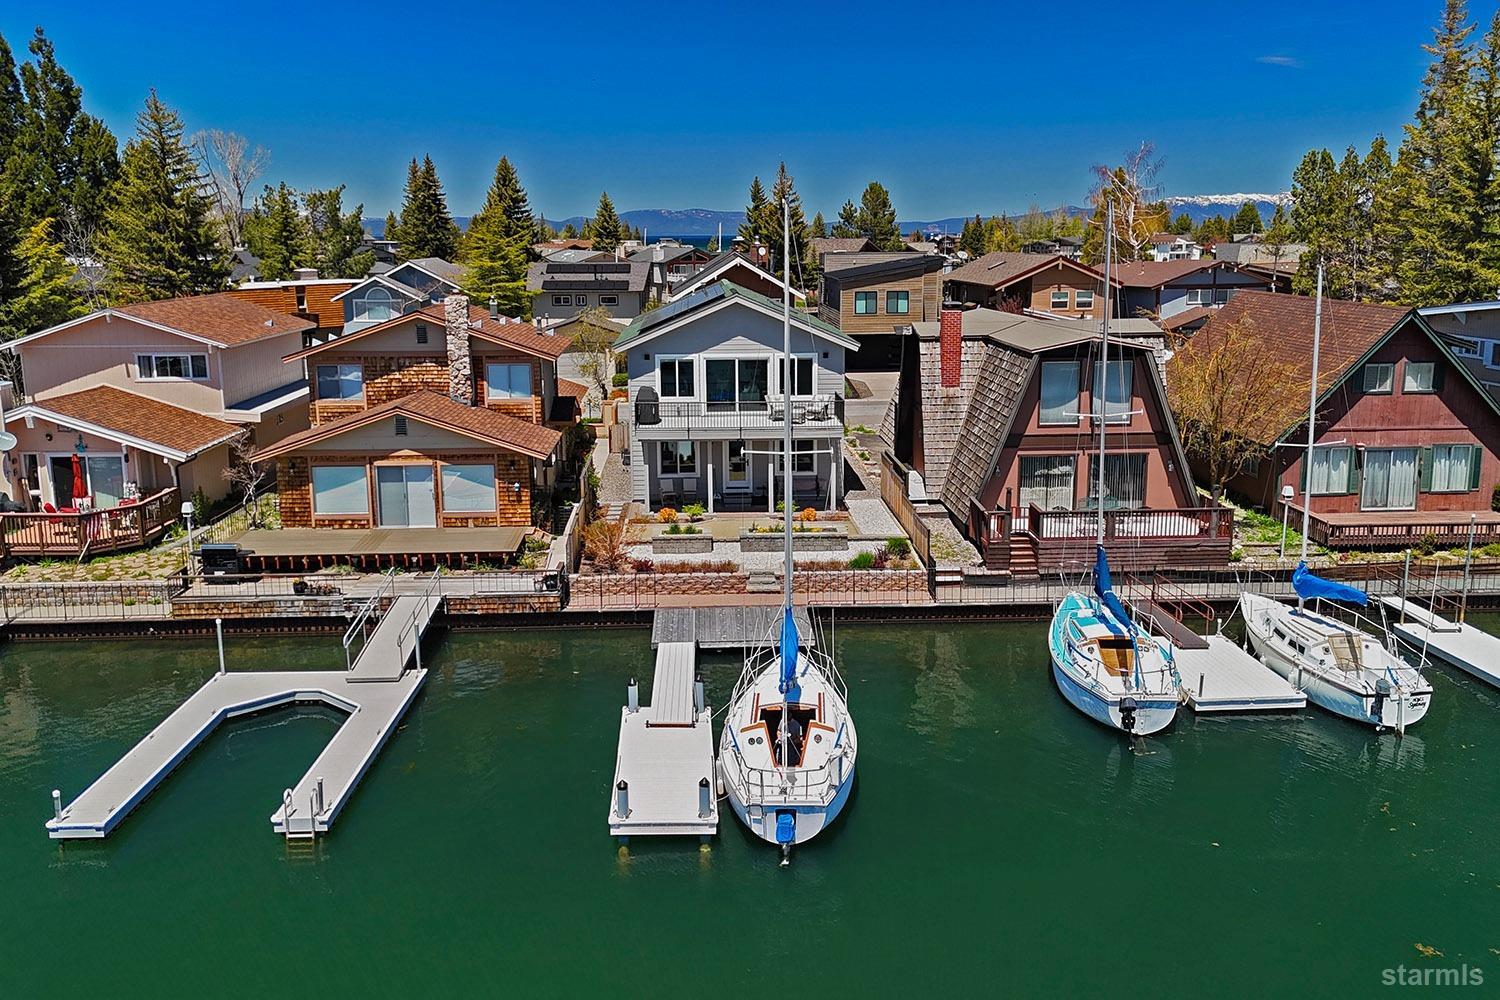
778 605 800 695
1292 561 1368 606
1093 545 1132 634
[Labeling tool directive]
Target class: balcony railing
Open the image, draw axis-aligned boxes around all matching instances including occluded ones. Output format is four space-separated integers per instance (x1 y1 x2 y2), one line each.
632 394 844 434
0 487 182 559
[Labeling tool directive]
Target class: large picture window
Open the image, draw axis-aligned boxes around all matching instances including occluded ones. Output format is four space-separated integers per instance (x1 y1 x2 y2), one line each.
315 363 363 400
353 287 395 322
1039 361 1081 425
1090 453 1146 509
486 363 531 399
441 463 497 512
1428 444 1476 493
137 353 208 380
659 440 696 475
1362 448 1418 511
1094 359 1133 424
1308 446 1353 495
311 465 369 515
658 358 695 398
705 358 768 410
1019 455 1076 510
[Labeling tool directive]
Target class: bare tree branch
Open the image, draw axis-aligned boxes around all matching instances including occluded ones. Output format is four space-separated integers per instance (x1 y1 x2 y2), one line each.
192 129 269 249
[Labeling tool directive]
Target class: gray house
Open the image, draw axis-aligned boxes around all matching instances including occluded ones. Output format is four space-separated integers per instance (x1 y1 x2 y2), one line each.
613 281 859 512
529 260 669 322
333 258 464 335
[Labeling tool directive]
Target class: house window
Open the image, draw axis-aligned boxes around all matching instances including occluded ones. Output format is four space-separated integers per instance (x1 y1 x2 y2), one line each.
1403 361 1436 393
1214 289 1232 305
1363 363 1394 393
311 465 370 515
1428 444 1477 493
1487 342 1500 368
781 356 815 396
1308 446 1354 495
1186 288 1208 306
295 286 308 311
1092 453 1147 509
315 364 363 400
136 353 209 380
441 463 497 512
658 358 695 398
1094 359 1133 424
486 363 531 399
1361 448 1419 510
1039 361 1081 425
776 440 818 473
552 295 572 307
1050 291 1071 310
886 290 910 315
1019 455 1076 510
353 287 395 322
600 294 619 306
1074 290 1095 310
659 440 696 475
575 294 588 306
854 291 878 315
705 358 769 410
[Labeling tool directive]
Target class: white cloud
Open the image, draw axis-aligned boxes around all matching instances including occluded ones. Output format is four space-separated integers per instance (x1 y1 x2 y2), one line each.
1257 55 1302 68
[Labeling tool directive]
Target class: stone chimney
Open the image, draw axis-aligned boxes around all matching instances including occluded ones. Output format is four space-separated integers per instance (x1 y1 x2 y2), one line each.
939 306 964 388
444 294 473 405
653 245 665 262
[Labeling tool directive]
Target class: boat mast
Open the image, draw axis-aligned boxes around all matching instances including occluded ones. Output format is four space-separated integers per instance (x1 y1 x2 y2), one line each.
1299 259 1324 593
1096 202 1114 548
780 195 794 771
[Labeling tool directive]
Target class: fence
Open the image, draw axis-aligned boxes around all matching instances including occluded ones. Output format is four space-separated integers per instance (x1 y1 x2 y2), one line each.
0 579 185 623
0 487 181 560
879 451 933 573
568 568 930 610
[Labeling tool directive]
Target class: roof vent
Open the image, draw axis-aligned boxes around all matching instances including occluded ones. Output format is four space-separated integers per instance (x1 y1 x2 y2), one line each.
415 323 429 344
394 416 408 436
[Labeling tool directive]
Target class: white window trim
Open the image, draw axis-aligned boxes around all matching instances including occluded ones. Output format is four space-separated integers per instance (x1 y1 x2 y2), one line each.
778 353 818 398
1429 443 1475 494
702 353 774 407
1403 361 1437 393
599 294 620 306
659 440 698 476
1364 363 1395 394
1074 290 1095 309
656 355 698 400
552 294 572 307
136 352 210 382
352 287 396 323
1049 290 1071 310
44 448 128 507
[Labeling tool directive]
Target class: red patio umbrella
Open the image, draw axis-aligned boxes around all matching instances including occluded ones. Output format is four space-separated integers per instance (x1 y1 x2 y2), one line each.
70 453 87 505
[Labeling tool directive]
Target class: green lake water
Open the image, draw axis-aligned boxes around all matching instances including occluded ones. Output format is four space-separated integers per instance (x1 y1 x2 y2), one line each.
3 620 1498 997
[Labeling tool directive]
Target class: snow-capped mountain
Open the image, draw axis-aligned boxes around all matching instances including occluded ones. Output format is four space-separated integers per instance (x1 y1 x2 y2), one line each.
1163 192 1290 225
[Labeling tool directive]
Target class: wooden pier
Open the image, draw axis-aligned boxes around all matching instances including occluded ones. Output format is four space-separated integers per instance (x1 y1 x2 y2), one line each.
1383 597 1500 689
46 572 443 841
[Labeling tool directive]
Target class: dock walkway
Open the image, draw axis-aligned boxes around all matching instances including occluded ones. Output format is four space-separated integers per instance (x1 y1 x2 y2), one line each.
1383 597 1500 689
47 574 443 840
651 606 814 649
1174 635 1306 713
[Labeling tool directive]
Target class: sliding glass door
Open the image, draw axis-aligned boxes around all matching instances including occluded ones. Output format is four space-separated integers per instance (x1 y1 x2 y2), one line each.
705 358 769 411
376 464 436 527
1361 448 1417 510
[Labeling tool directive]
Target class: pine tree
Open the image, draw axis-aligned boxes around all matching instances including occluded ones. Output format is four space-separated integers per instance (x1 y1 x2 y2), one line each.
305 186 373 278
589 191 623 252
0 217 83 342
382 210 399 245
0 32 22 157
1168 212 1194 234
958 215 985 257
99 90 227 301
396 155 459 260
243 182 308 280
1231 201 1264 234
830 200 860 238
983 215 1020 253
765 162 811 283
738 176 769 245
461 155 532 316
855 181 900 250
1263 203 1296 279
810 211 827 239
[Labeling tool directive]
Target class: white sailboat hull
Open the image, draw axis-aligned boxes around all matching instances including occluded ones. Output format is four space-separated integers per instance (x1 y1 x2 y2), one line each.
721 759 854 847
1048 590 1179 736
1240 593 1431 730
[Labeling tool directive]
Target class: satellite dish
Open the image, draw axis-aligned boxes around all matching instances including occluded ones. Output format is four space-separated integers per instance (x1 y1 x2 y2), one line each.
0 431 16 452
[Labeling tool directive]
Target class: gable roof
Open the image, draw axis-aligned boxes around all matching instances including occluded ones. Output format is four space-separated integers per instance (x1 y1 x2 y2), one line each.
330 272 429 302
5 293 314 353
254 390 561 462
404 258 463 283
666 251 807 301
284 302 570 362
811 237 877 255
4 385 244 461
527 259 652 293
1170 291 1412 443
1107 259 1246 289
614 280 858 351
942 252 1106 290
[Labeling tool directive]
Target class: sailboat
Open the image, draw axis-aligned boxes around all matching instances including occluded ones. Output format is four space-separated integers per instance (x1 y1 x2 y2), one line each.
1047 204 1181 737
718 198 857 862
1239 260 1432 732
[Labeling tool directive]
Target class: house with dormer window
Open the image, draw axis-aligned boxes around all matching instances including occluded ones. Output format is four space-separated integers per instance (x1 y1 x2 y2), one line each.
333 258 464 334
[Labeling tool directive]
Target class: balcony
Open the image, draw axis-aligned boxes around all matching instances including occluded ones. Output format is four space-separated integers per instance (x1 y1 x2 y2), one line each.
628 394 845 439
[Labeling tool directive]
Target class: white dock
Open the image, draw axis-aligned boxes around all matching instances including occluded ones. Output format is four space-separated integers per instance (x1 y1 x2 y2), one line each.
1174 635 1307 713
1383 597 1500 689
608 640 718 840
47 573 442 840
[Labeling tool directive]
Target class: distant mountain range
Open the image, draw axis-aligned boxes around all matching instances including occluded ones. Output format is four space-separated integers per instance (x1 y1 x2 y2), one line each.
364 193 1294 241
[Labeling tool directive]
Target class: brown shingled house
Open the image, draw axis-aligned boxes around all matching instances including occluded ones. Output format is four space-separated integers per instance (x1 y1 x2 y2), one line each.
889 307 1229 576
943 252 1110 320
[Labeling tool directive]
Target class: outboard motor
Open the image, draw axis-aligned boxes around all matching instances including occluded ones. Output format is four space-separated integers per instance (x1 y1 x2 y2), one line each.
1373 677 1392 726
1119 696 1138 734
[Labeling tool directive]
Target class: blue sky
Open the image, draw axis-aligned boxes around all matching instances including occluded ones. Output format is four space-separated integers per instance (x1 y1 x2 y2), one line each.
0 0 1451 221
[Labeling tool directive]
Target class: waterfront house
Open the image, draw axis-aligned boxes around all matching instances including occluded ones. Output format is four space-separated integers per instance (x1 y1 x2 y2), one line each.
1417 299 1500 404
943 252 1108 320
334 258 464 336
1172 291 1500 549
888 306 1228 576
614 280 859 512
818 252 943 365
1146 234 1201 261
528 259 668 321
1112 259 1270 323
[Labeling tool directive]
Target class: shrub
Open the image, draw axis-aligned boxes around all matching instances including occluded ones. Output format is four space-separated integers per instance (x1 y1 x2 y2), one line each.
798 507 819 523
776 500 786 513
611 373 628 387
682 503 706 519
884 537 910 559
848 551 876 569
584 517 628 572
666 522 682 534
630 557 655 573
657 507 678 523
872 549 891 569
1493 482 1500 512
1416 532 1439 556
655 559 740 574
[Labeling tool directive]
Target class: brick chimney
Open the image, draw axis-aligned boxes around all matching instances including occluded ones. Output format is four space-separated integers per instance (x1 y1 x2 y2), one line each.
939 306 964 388
444 294 473 405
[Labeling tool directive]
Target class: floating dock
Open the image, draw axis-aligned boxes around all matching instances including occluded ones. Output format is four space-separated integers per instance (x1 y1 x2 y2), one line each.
609 640 718 840
1382 597 1500 689
47 574 442 840
1134 600 1305 713
651 606 814 649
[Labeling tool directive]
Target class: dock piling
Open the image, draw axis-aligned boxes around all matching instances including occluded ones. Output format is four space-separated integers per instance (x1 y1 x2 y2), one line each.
627 678 639 714
52 789 61 821
315 776 325 815
698 777 711 819
693 674 705 714
215 618 225 675
616 780 629 818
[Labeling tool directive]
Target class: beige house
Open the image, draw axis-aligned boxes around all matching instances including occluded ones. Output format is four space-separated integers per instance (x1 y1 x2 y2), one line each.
0 293 313 511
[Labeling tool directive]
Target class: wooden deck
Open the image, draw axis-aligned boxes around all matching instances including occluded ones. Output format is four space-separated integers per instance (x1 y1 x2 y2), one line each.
1 488 180 560
1298 506 1500 550
229 526 530 571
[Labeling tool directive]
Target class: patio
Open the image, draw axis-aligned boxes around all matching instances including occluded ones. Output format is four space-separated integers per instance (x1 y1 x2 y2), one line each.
0 489 182 560
1295 506 1500 549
